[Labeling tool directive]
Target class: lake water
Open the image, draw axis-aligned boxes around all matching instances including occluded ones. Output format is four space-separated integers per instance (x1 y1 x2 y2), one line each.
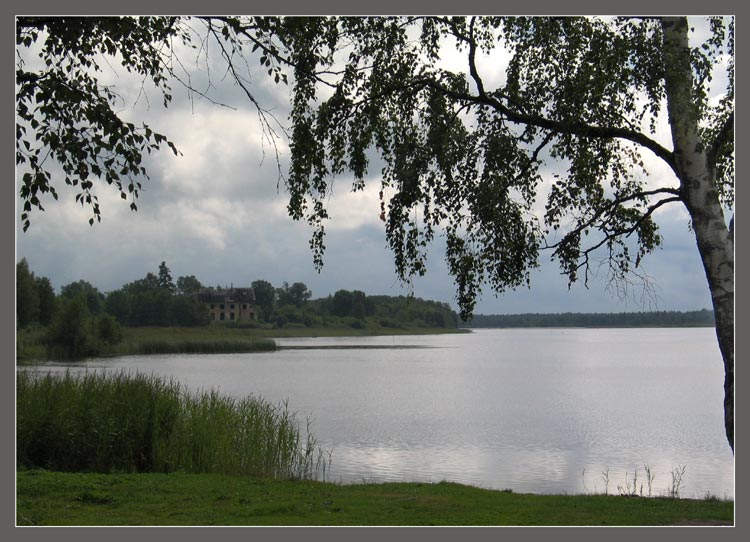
29 328 734 498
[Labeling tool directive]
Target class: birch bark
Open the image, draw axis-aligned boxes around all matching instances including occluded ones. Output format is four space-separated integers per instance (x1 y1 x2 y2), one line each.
662 16 734 451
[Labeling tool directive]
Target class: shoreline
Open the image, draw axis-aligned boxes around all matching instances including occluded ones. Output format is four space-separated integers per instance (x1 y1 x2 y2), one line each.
16 325 467 364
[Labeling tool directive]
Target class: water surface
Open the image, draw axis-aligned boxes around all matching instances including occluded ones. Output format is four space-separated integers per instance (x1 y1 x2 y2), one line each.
30 328 734 498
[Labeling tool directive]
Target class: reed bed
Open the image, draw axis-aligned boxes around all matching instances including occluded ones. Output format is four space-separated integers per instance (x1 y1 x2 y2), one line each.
16 370 325 480
121 338 277 355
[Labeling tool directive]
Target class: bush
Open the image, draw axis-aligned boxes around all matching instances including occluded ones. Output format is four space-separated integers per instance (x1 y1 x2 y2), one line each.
345 318 365 329
274 314 288 328
379 318 403 329
302 312 323 327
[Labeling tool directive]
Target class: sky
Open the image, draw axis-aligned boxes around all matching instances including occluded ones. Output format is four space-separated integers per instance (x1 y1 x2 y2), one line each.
15 17 728 315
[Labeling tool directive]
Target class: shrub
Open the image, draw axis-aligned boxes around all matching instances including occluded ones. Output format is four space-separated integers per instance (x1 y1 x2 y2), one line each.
344 317 365 329
378 319 403 329
274 314 288 328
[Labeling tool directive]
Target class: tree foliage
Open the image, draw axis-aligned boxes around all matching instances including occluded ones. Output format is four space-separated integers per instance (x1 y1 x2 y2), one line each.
16 259 58 329
45 295 124 358
60 280 104 316
258 16 733 321
125 272 160 294
16 259 40 328
15 17 187 231
111 266 208 326
35 276 57 326
46 294 94 358
251 279 276 320
276 281 312 309
158 261 175 292
309 292 457 329
176 275 203 296
330 289 373 319
15 16 293 231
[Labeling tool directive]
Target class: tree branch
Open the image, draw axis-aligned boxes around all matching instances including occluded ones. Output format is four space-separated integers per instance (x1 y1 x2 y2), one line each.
545 189 682 252
204 22 288 181
621 196 682 239
467 17 486 97
413 77 678 173
510 131 555 185
197 16 339 89
552 195 682 290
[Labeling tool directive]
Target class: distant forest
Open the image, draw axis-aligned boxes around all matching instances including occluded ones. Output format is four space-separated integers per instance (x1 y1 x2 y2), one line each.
461 309 715 328
16 259 459 332
17 259 460 359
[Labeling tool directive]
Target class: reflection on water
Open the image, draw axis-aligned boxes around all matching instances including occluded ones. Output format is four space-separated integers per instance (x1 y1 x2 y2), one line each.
25 328 734 498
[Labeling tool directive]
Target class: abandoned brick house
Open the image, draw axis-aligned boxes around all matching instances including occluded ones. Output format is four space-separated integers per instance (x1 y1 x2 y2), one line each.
195 287 256 322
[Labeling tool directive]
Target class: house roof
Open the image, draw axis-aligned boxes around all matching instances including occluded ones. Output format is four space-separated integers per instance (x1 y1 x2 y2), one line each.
195 287 256 304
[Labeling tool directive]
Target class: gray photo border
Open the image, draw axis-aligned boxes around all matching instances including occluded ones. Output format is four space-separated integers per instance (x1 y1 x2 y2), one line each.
4 1 743 541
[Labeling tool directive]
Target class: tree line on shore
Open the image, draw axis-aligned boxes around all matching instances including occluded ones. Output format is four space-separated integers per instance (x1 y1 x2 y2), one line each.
16 259 459 357
463 310 715 328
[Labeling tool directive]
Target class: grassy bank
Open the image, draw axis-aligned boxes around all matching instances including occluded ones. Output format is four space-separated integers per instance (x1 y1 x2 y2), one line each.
114 324 464 356
17 371 326 479
16 470 733 526
17 324 466 363
114 326 277 356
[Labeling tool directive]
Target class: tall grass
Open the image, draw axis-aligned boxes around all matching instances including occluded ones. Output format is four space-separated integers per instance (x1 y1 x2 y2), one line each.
17 370 326 480
121 338 277 355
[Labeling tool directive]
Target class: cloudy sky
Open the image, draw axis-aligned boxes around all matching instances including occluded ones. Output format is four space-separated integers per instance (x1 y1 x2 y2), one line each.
15 17 726 315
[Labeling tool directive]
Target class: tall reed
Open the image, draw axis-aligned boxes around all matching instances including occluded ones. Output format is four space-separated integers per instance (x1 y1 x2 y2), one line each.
121 338 277 355
16 370 325 479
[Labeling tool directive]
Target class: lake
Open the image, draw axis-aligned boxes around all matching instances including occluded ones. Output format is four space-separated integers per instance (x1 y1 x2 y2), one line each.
29 327 734 498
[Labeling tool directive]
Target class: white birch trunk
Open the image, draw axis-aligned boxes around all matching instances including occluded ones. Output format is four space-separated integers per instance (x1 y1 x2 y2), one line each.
662 17 734 451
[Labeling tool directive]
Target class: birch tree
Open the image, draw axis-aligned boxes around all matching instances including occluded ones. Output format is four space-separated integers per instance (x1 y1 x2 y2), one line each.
268 16 735 451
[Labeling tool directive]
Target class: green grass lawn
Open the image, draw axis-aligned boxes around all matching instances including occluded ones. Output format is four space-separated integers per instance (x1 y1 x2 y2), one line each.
16 470 733 526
